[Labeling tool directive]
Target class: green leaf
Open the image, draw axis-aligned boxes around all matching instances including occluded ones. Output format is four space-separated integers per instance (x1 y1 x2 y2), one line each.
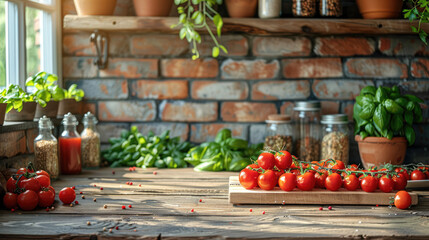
383 99 404 114
391 114 403 132
404 110 414 125
360 86 376 96
413 102 423 123
219 45 228 54
395 97 408 108
405 125 416 146
386 130 393 140
373 104 390 131
404 94 424 103
212 46 220 57
360 131 369 140
375 87 388 103
364 123 375 136
359 102 376 120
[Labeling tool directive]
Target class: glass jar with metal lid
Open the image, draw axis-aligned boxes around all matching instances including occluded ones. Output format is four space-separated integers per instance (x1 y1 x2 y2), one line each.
81 112 101 169
293 101 321 162
34 115 59 179
259 0 282 18
59 113 82 174
320 114 349 164
264 114 294 152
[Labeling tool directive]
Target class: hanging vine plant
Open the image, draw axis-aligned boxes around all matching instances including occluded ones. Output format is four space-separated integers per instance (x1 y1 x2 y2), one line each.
404 0 429 44
172 0 228 60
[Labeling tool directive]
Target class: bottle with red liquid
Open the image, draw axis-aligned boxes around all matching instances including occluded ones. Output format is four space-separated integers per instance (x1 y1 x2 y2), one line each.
59 112 82 174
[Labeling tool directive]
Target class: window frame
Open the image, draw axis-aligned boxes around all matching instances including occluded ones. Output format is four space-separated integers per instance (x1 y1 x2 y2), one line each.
4 0 62 88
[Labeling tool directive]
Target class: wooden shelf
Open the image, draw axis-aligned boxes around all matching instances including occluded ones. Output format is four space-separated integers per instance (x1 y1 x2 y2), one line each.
63 15 429 35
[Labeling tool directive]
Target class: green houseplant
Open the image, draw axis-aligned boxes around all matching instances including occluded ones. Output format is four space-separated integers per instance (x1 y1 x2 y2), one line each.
2 84 37 121
57 84 85 118
403 0 429 44
353 85 423 169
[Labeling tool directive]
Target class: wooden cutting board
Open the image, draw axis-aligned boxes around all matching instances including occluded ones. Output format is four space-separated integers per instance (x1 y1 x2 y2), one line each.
229 176 419 205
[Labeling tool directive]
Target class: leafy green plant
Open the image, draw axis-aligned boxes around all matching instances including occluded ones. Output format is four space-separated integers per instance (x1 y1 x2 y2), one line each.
63 84 85 102
0 84 34 113
353 86 423 146
25 71 64 107
172 0 228 59
404 0 429 44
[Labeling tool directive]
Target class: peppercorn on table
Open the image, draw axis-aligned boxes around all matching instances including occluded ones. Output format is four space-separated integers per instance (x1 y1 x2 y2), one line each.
1 168 429 239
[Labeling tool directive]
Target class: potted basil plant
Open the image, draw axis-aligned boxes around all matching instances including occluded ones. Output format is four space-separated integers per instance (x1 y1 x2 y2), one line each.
353 85 424 169
57 84 85 118
2 84 37 121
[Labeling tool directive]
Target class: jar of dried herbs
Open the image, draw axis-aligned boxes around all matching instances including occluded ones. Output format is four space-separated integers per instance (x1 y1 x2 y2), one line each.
293 101 321 162
264 114 294 152
81 112 100 169
320 114 349 164
292 0 316 17
34 115 59 179
320 0 342 17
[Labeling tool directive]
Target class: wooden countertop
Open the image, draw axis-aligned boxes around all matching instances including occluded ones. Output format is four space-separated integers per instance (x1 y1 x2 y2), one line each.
0 168 429 239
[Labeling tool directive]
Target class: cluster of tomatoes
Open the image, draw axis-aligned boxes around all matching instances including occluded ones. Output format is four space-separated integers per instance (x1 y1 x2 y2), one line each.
239 150 414 193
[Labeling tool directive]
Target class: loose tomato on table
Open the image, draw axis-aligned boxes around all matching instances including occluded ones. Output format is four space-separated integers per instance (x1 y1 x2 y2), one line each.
411 169 426 180
325 172 342 191
296 172 315 191
257 152 275 170
274 151 292 170
257 170 277 190
239 168 259 190
343 174 359 191
17 190 39 211
3 192 18 209
278 172 296 191
59 187 76 204
394 190 412 210
361 175 378 192
378 176 394 193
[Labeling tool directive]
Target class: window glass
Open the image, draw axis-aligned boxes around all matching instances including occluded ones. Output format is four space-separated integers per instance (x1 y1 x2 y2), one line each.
0 2 6 88
26 6 42 78
29 0 52 5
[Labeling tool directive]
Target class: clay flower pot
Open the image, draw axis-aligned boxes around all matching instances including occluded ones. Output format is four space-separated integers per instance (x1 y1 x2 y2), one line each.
74 0 117 16
5 102 37 121
133 0 174 17
355 135 407 169
0 103 6 126
356 0 403 19
57 99 83 118
226 0 258 18
34 101 59 121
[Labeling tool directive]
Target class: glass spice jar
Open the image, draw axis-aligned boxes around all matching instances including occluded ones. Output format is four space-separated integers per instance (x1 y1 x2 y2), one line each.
320 114 349 164
59 112 82 174
264 114 294 152
293 101 321 162
34 115 59 179
81 112 101 169
320 0 342 17
292 0 316 17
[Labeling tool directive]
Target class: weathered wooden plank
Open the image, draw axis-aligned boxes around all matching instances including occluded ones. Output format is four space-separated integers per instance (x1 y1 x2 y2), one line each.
63 15 429 35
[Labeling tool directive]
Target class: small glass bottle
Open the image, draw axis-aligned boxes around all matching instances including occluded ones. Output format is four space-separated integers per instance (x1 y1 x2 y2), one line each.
292 0 316 17
81 112 100 169
320 114 349 164
264 114 294 152
293 101 321 162
59 112 81 174
259 0 282 19
34 115 59 179
320 0 342 17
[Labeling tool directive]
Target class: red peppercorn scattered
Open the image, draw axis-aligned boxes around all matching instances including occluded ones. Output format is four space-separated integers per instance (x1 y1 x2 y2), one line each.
138 184 141 187
129 167 132 172
129 182 133 185
262 211 265 215
282 201 286 205
328 206 332 210
100 187 103 190
249 209 252 212
75 201 79 205
319 207 323 211
93 184 96 187
376 204 379 207
112 171 115 175
80 192 83 194
122 205 126 210
191 209 194 213
199 199 202 202
128 205 132 208
11 209 15 212
126 182 129 185
46 207 50 212
72 186 75 190
116 226 119 230
153 171 157 175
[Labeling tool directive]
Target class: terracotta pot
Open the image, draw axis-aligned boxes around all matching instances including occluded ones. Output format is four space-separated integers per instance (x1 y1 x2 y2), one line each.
57 99 83 118
356 0 403 19
0 103 6 126
133 0 174 17
355 135 407 169
5 102 37 121
34 101 59 121
226 0 258 18
74 0 117 16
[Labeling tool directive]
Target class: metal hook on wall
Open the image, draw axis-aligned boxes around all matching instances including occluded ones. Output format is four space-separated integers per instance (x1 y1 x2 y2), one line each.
90 30 109 69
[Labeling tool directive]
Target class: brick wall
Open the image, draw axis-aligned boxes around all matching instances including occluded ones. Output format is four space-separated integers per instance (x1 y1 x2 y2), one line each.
62 0 429 164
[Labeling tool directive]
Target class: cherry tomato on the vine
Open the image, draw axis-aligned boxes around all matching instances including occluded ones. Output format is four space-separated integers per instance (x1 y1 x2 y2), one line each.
3 192 18 209
257 152 275 170
297 172 315 191
16 168 33 175
394 190 412 210
36 170 50 178
378 176 394 193
19 177 41 193
59 187 76 204
257 170 277 190
315 171 328 188
17 190 39 211
411 169 426 180
392 174 408 190
361 175 378 192
239 168 259 190
395 168 410 180
343 174 359 191
6 177 17 193
278 172 296 191
35 175 50 188
38 189 55 208
274 151 292 170
325 172 342 191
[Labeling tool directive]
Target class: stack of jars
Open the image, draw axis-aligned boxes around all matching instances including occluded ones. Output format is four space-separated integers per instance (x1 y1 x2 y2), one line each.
258 0 342 18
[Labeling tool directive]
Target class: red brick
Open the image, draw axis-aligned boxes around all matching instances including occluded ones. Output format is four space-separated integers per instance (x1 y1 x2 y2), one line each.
314 37 375 56
131 80 188 99
191 81 248 100
67 79 128 100
0 131 26 158
98 101 156 122
160 101 218 122
130 35 189 56
199 35 248 57
253 37 311 57
321 101 340 115
280 102 294 115
109 34 130 56
136 123 189 141
312 80 374 100
83 102 96 115
252 80 310 100
100 58 158 78
26 129 38 154
398 81 429 100
221 59 279 80
221 102 277 122
411 58 429 78
345 58 407 78
341 102 354 122
161 59 218 78
97 123 130 143
282 58 342 78
63 34 95 56
379 37 429 56
190 124 248 143
63 57 98 78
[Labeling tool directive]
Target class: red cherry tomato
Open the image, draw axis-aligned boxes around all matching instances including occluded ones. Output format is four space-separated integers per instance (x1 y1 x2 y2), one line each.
17 190 39 211
361 175 378 192
239 168 259 190
274 170 283 182
274 151 292 170
6 177 17 193
392 173 408 190
19 177 41 193
59 187 76 204
48 186 56 196
343 174 359 191
278 172 296 191
297 172 315 191
257 152 275 170
3 192 18 209
257 170 277 190
325 172 342 191
394 190 412 210
16 168 31 174
36 170 50 178
330 160 345 170
395 168 410 180
378 176 394 193
38 189 55 208
35 175 51 188
411 169 426 180
315 171 328 188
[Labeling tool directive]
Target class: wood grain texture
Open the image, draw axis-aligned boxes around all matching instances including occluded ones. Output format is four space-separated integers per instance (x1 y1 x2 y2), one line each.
0 167 428 239
63 15 429 35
